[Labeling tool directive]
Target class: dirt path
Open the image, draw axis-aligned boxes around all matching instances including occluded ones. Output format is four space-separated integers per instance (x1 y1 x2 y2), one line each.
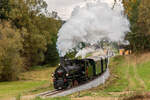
133 56 147 90
0 95 36 100
72 96 118 100
126 57 135 90
125 56 147 91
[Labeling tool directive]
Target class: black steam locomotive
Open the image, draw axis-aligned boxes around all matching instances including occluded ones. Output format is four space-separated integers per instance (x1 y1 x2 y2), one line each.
52 56 108 90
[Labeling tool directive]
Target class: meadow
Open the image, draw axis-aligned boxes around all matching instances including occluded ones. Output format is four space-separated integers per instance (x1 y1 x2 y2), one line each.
1 53 150 100
0 66 56 99
70 53 150 99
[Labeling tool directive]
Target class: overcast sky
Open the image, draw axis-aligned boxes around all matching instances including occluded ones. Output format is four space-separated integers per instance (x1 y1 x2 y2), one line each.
44 0 114 20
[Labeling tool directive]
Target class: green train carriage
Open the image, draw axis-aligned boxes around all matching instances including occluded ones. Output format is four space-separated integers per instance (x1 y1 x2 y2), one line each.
85 56 108 77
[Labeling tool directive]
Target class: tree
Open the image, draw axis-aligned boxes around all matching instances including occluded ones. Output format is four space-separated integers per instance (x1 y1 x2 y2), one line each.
123 0 150 52
0 21 23 81
137 0 150 50
0 0 62 81
0 0 62 70
4 0 61 67
123 0 142 52
0 0 10 19
44 38 59 66
43 18 62 66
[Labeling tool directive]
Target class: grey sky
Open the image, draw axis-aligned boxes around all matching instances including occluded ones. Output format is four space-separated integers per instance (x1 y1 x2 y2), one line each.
44 0 114 20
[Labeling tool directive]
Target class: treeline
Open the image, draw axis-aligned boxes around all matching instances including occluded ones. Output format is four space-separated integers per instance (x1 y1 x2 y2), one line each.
123 0 150 52
0 0 62 81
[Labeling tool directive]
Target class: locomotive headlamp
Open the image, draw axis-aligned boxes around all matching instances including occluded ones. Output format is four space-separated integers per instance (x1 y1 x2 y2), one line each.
51 73 54 77
66 73 69 76
58 63 60 66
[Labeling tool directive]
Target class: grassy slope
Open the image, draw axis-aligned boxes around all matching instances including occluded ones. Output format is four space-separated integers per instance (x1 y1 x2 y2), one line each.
137 61 150 90
70 53 150 98
1 53 150 100
33 53 150 100
0 66 56 98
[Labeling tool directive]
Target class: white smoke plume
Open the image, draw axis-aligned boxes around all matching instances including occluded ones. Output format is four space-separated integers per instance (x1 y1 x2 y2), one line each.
57 0 130 57
75 47 95 58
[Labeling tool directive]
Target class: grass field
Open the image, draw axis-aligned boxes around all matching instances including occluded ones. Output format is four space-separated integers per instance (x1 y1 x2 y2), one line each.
1 53 150 100
0 66 56 99
70 53 150 98
32 53 150 100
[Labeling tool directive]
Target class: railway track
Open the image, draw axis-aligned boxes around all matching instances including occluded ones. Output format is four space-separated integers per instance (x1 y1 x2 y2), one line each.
37 85 81 97
37 80 94 97
37 89 61 97
37 68 110 98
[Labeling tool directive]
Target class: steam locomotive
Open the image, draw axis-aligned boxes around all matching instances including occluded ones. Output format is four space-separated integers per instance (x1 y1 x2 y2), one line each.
52 56 108 90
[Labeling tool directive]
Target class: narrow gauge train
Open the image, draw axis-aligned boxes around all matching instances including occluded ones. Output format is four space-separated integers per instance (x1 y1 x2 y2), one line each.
52 56 108 90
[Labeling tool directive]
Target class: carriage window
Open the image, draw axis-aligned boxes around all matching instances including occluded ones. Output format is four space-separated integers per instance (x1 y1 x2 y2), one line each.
86 62 89 67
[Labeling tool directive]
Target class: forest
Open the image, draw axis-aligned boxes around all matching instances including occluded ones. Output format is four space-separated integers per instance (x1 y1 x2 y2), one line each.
0 0 62 81
0 0 150 82
123 0 150 52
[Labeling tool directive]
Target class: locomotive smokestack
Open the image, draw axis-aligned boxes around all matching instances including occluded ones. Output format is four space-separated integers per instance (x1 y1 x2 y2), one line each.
60 57 65 66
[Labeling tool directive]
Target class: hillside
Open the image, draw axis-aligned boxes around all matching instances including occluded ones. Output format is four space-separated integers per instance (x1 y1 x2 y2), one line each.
1 53 150 100
70 52 150 99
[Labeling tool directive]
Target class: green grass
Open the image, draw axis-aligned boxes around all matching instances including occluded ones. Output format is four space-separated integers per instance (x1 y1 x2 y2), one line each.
137 61 150 91
103 56 129 92
71 54 150 98
128 65 139 90
1 54 150 99
102 55 150 93
0 66 56 98
71 56 129 97
0 81 47 97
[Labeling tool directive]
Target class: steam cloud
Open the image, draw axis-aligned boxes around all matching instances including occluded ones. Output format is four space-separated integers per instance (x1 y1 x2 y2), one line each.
57 0 130 57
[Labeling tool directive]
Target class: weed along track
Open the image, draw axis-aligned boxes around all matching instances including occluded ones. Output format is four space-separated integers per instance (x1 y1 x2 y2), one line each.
37 67 110 98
